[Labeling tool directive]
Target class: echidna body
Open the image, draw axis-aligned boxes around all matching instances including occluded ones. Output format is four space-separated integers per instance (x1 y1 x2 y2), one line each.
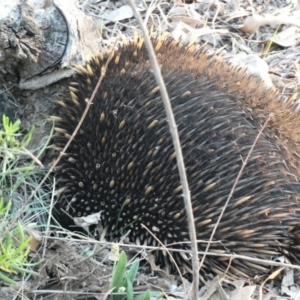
53 37 300 280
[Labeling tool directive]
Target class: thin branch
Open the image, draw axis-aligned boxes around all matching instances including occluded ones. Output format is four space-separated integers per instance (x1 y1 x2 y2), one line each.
41 235 300 272
4 46 115 237
141 223 187 295
198 113 273 274
127 0 199 298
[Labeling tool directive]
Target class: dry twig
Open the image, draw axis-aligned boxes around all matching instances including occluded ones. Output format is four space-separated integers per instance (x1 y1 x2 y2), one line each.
127 0 199 299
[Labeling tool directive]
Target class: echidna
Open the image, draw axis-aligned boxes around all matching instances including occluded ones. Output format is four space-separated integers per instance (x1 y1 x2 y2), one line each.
52 36 300 280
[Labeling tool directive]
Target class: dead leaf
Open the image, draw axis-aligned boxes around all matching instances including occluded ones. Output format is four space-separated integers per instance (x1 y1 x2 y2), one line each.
229 285 256 300
24 224 42 252
74 211 102 227
200 275 227 300
146 252 175 281
270 26 300 47
230 54 273 87
29 230 42 252
281 268 300 299
101 5 134 24
259 267 284 299
240 14 300 34
230 279 246 289
171 21 227 45
168 5 203 27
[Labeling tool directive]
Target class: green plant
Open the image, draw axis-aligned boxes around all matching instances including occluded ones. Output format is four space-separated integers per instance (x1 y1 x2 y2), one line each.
0 114 51 213
0 115 47 285
0 114 33 174
110 249 161 300
0 199 39 284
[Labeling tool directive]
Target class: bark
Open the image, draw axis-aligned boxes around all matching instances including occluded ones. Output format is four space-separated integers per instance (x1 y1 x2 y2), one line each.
0 0 101 89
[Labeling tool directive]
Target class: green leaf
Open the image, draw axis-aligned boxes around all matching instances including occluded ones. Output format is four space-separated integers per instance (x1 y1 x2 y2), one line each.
0 271 17 285
10 265 39 276
21 125 34 148
10 237 31 257
134 290 151 300
16 221 25 242
0 200 11 215
127 259 139 284
126 278 134 300
5 232 12 252
10 120 21 134
111 251 127 292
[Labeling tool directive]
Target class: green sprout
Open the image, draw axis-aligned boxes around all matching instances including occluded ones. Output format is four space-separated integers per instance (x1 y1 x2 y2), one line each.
110 249 161 300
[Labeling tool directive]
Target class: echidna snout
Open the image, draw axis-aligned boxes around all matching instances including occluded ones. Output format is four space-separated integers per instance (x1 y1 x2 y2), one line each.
53 37 300 280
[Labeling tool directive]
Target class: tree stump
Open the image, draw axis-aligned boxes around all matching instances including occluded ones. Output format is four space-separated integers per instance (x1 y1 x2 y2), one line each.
0 0 101 90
